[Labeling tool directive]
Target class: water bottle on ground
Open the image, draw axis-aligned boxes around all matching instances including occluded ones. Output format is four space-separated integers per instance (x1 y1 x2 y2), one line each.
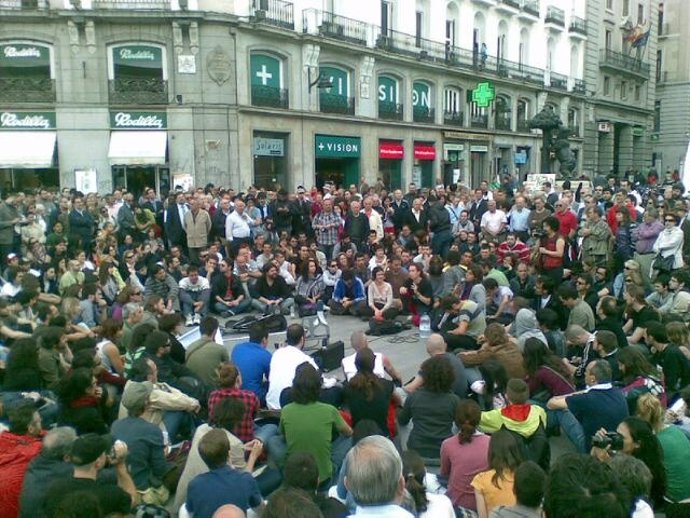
419 313 431 339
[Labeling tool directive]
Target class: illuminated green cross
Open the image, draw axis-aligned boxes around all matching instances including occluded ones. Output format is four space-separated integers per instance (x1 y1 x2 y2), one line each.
472 82 496 108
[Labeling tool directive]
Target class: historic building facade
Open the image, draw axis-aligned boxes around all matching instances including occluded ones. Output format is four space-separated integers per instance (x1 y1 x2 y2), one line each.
581 0 658 176
653 0 690 173
0 0 593 195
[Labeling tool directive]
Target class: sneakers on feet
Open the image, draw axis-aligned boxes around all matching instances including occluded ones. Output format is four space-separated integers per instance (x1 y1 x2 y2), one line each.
192 314 201 325
185 315 193 326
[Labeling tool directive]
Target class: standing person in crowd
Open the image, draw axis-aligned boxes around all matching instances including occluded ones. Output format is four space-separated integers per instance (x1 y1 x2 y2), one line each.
313 199 341 261
184 196 211 266
225 199 252 258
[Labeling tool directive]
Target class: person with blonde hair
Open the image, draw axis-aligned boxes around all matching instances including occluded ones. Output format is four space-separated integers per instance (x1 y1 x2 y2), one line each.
636 393 690 513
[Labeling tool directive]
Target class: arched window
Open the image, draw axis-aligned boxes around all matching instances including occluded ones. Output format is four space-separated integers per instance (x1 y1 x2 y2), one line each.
319 65 353 114
108 43 167 105
446 1 459 47
568 107 580 136
497 20 508 62
378 74 402 120
570 43 580 78
546 37 555 70
496 94 512 131
473 11 486 66
517 98 531 131
250 52 288 109
413 80 434 122
0 41 54 102
443 86 464 126
519 28 530 68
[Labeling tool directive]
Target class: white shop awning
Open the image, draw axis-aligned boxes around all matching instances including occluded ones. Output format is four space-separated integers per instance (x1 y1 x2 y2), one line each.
0 131 57 168
108 131 167 166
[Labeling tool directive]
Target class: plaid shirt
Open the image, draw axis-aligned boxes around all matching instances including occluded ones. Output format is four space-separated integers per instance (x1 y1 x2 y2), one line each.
313 210 341 246
208 387 259 443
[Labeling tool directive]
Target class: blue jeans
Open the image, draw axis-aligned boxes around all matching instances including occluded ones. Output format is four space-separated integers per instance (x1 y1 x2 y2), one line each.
213 298 252 316
2 391 59 427
255 422 279 444
251 297 295 315
162 410 194 444
180 289 210 317
549 408 586 453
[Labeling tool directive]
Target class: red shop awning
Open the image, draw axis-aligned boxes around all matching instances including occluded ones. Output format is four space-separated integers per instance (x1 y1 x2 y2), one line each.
414 144 436 161
379 141 404 159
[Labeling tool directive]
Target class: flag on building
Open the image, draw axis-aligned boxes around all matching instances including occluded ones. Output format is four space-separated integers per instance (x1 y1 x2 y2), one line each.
631 28 650 48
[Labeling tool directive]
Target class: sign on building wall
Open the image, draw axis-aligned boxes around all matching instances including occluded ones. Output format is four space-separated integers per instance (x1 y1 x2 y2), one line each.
378 75 399 103
0 43 50 67
113 45 163 68
0 111 55 130
110 111 167 130
254 137 285 157
250 54 281 88
315 135 361 158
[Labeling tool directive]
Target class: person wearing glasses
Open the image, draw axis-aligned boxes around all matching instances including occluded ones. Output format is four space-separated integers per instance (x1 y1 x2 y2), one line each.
652 213 685 275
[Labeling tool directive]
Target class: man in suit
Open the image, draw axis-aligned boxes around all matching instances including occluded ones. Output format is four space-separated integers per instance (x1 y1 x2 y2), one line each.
468 188 488 229
141 187 164 230
117 193 136 240
403 197 428 234
68 196 95 251
164 192 187 251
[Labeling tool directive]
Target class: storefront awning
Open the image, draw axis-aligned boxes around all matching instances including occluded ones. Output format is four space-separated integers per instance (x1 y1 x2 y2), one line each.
0 131 56 168
108 131 167 166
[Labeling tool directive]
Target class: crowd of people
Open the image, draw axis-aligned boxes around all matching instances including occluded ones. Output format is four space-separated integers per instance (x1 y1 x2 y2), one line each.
0 173 689 518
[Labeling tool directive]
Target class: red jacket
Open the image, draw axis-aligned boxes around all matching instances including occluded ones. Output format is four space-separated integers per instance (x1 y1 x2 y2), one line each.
0 432 43 518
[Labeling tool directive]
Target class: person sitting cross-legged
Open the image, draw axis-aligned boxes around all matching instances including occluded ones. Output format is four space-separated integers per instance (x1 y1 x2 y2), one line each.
179 265 211 326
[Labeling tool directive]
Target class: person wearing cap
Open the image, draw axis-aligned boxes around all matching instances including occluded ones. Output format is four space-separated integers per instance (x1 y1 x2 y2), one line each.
111 380 173 505
43 433 137 517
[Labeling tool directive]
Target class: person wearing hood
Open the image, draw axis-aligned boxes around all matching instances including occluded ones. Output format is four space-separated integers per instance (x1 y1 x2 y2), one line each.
478 379 547 447
510 306 548 352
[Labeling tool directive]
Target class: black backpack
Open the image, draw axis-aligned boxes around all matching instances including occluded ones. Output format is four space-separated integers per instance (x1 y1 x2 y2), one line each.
228 313 287 333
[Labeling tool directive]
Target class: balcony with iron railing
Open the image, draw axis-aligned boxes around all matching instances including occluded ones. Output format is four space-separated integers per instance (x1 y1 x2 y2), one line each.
378 101 404 121
496 115 512 131
251 84 289 109
569 15 587 37
413 106 435 123
0 77 55 102
302 9 368 46
496 0 520 14
545 6 565 28
520 0 540 18
600 48 650 80
443 110 464 127
108 78 168 105
470 113 488 129
572 78 586 94
92 0 170 8
0 0 48 9
550 72 568 91
319 93 355 115
251 0 294 30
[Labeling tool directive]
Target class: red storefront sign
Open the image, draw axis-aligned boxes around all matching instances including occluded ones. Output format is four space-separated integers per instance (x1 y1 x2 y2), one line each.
379 141 404 159
414 144 436 161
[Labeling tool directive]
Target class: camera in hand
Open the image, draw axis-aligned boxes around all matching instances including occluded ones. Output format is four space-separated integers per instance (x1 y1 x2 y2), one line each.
591 431 624 451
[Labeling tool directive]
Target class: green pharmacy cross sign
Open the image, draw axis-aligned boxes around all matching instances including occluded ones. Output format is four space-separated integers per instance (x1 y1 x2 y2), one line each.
472 82 496 108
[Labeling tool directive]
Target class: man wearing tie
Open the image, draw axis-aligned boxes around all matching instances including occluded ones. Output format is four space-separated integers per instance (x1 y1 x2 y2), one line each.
226 199 252 258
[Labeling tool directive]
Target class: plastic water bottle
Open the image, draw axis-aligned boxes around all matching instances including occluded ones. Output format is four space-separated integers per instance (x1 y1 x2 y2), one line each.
419 314 431 339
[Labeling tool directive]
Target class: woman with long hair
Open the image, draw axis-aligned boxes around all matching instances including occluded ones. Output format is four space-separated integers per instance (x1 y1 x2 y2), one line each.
402 450 455 518
666 321 690 361
616 417 667 508
459 265 486 314
97 260 124 306
367 266 399 323
618 347 666 414
440 399 491 514
343 348 397 436
636 393 690 510
398 355 460 458
400 262 434 320
523 337 575 402
294 258 325 312
471 429 524 518
95 318 125 378
614 207 635 271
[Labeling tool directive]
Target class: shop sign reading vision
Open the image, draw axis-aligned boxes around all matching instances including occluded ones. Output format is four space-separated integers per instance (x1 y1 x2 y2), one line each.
0 111 55 130
315 135 361 158
110 111 167 130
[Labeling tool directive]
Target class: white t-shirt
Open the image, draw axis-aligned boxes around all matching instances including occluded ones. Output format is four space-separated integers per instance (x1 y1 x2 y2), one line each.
419 492 455 518
480 210 507 234
266 345 317 410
